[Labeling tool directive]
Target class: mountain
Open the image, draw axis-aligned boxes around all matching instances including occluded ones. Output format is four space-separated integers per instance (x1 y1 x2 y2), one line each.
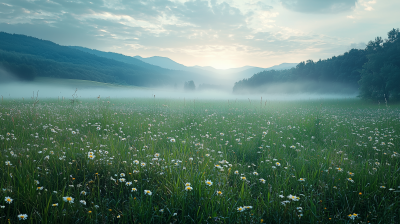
70 46 168 72
133 55 190 71
0 32 197 87
132 55 297 83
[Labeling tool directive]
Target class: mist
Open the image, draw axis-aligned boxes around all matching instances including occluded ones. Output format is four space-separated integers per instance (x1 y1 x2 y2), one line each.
0 79 358 101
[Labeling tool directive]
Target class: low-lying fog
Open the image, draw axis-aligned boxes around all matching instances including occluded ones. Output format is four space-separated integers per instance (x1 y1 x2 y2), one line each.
0 80 358 101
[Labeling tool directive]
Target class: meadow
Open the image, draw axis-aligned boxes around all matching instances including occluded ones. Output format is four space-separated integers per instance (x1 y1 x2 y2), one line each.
0 97 399 223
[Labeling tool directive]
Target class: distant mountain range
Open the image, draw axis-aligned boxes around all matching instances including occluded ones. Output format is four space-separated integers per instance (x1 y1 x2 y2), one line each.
0 31 297 89
72 46 297 87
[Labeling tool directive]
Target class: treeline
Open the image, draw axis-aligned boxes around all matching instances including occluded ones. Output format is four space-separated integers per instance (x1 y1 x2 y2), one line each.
233 28 400 101
0 32 188 86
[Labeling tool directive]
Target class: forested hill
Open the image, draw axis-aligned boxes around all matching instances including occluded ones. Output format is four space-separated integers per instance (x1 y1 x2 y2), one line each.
233 48 368 94
0 32 189 86
233 28 400 101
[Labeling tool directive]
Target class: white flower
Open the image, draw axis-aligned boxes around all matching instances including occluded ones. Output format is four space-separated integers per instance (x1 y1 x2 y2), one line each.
63 196 74 203
144 190 152 196
5 196 13 204
80 200 86 205
237 207 245 212
18 214 28 220
205 180 213 186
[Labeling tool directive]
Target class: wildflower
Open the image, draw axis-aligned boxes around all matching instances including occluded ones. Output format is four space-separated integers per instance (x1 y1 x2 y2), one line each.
97 126 101 131
275 162 281 166
141 162 146 167
170 138 176 143
5 161 12 166
126 182 132 186
63 196 74 203
81 191 87 195
237 207 245 212
159 209 164 213
347 178 354 183
380 186 386 189
298 178 305 182
253 172 258 175
241 176 247 181
144 190 152 195
52 203 58 207
120 173 125 177
18 214 28 220
37 187 44 190
244 206 253 209
72 131 76 134
88 154 95 160
131 188 137 192
259 178 266 184
281 200 290 205
287 194 300 201
5 196 13 204
185 182 191 187
88 211 92 214
205 180 213 186
336 167 343 172
347 171 355 176
216 190 223 196
34 180 39 185
185 186 193 191
234 170 239 175
133 160 139 165
80 200 86 205
348 213 359 220
154 153 160 157
119 178 126 182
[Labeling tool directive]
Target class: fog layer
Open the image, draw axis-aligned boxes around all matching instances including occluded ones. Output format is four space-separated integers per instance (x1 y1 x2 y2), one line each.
0 79 358 101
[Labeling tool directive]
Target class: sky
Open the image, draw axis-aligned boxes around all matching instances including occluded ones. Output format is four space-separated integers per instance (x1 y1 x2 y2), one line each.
0 0 399 69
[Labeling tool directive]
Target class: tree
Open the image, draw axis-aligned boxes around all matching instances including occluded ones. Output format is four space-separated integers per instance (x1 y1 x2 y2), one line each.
359 28 400 102
184 80 196 91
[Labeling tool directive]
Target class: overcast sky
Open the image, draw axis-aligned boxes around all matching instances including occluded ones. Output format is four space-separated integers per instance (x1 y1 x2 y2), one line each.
1 0 399 69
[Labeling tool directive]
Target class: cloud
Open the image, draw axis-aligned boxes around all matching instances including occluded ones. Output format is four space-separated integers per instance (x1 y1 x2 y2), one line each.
171 0 246 30
280 0 357 13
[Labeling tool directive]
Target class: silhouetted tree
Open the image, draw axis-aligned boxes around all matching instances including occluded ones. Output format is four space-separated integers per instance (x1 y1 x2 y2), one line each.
359 28 400 101
184 80 196 91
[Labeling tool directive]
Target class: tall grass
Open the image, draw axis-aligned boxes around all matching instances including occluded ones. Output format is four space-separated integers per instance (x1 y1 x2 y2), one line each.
0 98 399 223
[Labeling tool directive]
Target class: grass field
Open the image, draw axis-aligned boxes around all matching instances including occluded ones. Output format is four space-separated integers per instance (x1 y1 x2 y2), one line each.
0 97 399 223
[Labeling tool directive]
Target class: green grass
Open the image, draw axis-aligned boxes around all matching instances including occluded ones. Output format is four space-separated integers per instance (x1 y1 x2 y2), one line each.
0 98 399 223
